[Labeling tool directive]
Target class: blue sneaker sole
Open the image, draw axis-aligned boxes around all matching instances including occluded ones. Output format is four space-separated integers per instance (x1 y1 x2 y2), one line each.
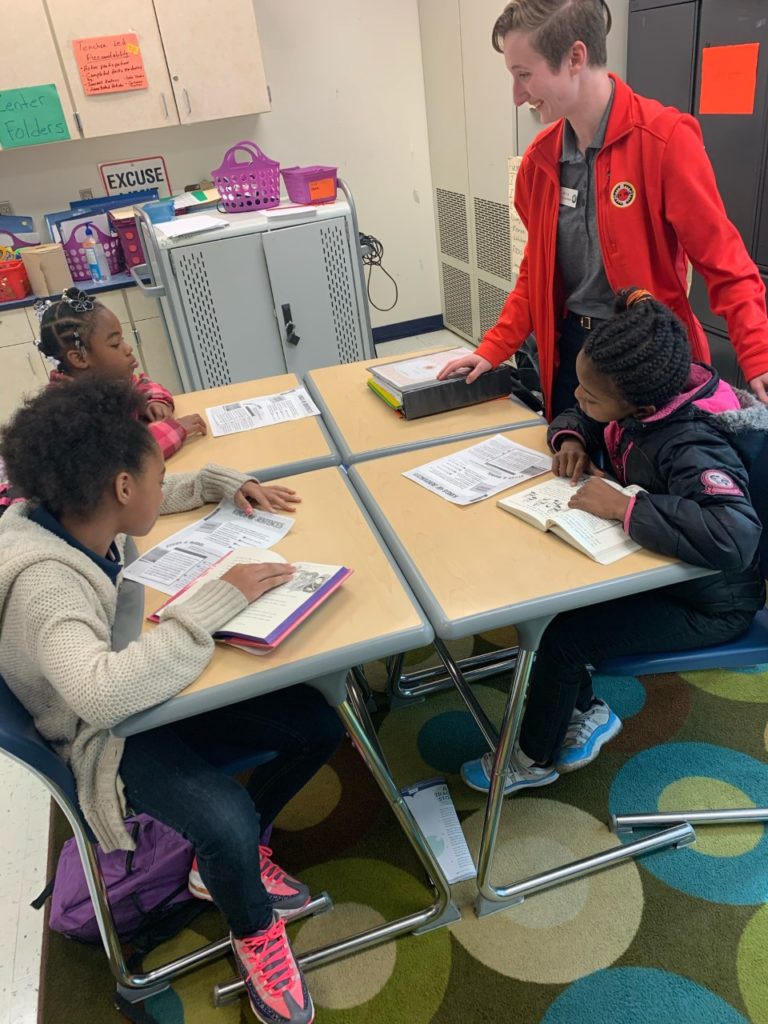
460 766 559 795
556 716 623 773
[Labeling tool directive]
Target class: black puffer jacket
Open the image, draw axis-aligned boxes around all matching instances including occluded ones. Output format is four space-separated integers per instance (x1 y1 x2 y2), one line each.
548 364 768 615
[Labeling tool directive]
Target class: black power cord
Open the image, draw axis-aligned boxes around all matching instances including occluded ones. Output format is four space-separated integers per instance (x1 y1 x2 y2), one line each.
359 232 399 312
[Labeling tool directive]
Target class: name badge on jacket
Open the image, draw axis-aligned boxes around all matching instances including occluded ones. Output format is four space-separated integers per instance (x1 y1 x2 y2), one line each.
560 187 578 208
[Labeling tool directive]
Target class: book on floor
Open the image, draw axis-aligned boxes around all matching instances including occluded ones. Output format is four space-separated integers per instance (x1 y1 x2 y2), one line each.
496 476 644 565
150 547 352 652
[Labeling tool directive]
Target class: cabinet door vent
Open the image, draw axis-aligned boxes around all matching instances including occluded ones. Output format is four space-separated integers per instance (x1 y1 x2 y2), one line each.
436 188 469 263
478 278 509 338
320 222 364 363
474 198 512 282
441 262 473 338
175 250 231 386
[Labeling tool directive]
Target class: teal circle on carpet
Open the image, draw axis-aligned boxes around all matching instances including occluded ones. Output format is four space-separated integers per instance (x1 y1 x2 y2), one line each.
592 674 646 719
609 742 768 904
541 967 749 1023
417 710 488 773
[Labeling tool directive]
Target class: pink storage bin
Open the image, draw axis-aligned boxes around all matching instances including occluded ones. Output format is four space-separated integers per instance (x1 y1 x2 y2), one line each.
281 166 338 205
109 213 146 270
62 220 124 282
212 141 280 213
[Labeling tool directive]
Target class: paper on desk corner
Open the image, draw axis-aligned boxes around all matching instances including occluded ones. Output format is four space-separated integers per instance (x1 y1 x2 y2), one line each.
206 387 320 436
402 778 476 883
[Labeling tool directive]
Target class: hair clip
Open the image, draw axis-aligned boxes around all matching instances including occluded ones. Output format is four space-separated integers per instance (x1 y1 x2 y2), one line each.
32 298 55 323
60 287 95 313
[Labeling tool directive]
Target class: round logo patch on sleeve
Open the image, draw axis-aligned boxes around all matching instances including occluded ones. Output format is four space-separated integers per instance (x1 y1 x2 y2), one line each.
610 181 636 207
701 469 743 496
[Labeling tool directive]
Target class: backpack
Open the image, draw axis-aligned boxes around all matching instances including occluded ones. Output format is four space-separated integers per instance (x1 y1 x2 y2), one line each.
36 814 198 945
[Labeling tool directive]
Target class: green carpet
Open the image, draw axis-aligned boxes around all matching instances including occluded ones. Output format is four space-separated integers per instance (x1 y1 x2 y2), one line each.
39 630 768 1023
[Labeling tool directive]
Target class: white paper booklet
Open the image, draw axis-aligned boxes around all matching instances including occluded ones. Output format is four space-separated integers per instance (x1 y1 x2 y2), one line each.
402 779 476 884
206 387 321 436
123 501 295 594
403 434 551 505
369 347 472 392
496 475 643 565
154 214 228 239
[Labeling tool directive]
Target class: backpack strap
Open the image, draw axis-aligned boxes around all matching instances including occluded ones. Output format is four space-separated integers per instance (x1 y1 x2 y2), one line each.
30 878 55 910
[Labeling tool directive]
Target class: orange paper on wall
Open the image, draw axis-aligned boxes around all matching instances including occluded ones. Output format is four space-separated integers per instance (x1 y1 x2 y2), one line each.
699 42 760 115
73 34 148 96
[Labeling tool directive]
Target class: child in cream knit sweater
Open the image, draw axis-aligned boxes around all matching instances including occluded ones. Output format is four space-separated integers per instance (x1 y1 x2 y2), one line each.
0 377 338 1024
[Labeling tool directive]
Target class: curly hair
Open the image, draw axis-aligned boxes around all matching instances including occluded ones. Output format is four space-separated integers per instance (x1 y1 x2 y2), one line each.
491 0 611 69
37 293 105 373
583 288 692 408
0 377 156 518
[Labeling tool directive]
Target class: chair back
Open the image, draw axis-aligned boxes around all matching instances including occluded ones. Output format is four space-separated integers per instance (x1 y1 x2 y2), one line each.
0 673 79 808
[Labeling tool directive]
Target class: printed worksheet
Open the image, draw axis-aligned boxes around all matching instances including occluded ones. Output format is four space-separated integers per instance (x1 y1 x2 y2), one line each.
206 387 321 436
402 779 476 883
123 501 295 594
403 434 551 505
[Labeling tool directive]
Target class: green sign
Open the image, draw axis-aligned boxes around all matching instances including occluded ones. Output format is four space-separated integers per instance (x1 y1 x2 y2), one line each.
0 84 71 149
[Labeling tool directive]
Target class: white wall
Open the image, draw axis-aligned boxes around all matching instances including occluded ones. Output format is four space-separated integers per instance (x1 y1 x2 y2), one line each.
0 0 440 329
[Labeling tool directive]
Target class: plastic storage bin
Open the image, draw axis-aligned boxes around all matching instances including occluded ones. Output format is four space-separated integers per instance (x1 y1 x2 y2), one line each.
212 141 280 213
0 259 31 303
281 166 338 205
109 213 146 270
62 221 124 282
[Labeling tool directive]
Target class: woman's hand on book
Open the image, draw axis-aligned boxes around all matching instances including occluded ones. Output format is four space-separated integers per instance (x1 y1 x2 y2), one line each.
552 440 604 484
568 478 630 521
436 352 492 384
234 481 302 515
221 562 296 602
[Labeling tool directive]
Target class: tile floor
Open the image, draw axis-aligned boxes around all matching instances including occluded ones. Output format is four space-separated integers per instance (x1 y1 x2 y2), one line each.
0 325 468 1022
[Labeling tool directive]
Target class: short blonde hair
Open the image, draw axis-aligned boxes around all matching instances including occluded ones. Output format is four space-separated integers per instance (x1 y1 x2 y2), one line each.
492 0 611 70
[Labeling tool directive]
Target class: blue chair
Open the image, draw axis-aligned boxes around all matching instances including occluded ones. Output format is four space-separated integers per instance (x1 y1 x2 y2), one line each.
597 444 768 834
0 674 316 1008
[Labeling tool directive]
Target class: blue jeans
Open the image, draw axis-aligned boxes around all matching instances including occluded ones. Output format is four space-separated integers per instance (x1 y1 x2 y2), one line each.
119 684 344 936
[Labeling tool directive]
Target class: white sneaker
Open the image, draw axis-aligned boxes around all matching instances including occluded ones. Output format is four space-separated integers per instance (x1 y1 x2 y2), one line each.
556 699 622 773
460 749 559 795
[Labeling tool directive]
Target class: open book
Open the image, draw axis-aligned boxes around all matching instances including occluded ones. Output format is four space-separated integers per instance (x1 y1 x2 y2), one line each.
150 548 352 653
496 476 644 565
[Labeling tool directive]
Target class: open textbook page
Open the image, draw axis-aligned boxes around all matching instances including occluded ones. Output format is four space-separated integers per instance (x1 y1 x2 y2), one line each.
497 476 644 564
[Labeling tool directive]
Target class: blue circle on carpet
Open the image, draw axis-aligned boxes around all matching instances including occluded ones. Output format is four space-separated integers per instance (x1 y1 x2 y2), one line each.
592 674 646 719
609 742 768 904
541 967 749 1023
417 710 487 773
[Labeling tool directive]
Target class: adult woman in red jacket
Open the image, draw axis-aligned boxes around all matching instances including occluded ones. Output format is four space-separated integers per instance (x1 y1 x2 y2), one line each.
438 0 768 418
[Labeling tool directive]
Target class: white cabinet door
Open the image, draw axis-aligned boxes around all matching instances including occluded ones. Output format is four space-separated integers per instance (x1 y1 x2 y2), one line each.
0 308 36 348
0 342 49 426
0 0 79 145
46 0 178 137
133 317 181 395
153 0 270 124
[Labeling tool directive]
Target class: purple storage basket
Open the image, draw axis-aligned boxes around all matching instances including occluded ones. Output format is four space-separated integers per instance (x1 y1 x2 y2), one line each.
212 141 280 213
62 220 124 282
281 166 338 205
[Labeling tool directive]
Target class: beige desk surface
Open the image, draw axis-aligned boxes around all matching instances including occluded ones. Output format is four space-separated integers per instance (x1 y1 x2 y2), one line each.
113 467 431 736
166 375 337 478
350 425 707 639
305 349 540 463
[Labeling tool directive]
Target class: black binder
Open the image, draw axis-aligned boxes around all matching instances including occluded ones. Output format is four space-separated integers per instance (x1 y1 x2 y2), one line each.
397 365 543 419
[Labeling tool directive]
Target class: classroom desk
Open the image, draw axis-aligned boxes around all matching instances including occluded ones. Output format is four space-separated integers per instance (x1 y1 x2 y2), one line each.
304 349 541 464
168 374 339 479
348 426 701 915
114 466 459 986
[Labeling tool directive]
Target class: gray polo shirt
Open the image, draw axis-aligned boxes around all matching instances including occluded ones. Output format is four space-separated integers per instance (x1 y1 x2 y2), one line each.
557 83 615 320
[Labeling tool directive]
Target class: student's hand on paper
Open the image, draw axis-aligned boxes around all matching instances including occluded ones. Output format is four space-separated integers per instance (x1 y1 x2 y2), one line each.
146 401 172 422
178 414 208 437
221 562 296 602
551 440 604 484
234 481 302 515
568 477 629 521
435 353 492 384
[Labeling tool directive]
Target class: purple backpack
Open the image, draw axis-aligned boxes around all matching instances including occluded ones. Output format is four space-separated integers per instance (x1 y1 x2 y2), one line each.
47 815 196 943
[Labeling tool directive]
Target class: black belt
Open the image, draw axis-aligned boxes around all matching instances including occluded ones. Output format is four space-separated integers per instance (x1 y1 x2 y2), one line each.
566 310 605 331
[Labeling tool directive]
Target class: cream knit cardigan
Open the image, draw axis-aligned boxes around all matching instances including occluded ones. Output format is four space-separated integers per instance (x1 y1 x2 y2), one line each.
0 464 256 852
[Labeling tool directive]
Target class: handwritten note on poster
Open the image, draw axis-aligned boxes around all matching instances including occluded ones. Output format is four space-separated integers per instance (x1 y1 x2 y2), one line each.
0 85 71 149
508 156 527 276
73 34 148 95
699 42 760 115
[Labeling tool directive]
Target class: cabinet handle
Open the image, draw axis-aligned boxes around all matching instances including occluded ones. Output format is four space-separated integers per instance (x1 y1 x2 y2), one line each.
27 353 34 373
281 303 300 346
161 92 169 118
183 88 192 115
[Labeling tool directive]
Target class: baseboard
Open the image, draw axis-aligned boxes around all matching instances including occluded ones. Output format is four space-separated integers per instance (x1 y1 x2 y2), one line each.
371 314 444 344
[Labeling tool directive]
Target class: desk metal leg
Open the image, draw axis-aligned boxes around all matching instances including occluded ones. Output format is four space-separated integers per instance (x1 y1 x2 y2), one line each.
213 671 460 1006
389 646 518 705
612 808 768 834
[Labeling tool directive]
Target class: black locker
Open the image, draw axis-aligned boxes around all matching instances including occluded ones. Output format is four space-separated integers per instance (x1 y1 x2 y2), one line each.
627 1 698 113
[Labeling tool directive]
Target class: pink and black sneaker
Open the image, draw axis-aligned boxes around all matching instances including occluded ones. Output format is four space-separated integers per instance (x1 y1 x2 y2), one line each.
189 846 312 918
232 918 314 1024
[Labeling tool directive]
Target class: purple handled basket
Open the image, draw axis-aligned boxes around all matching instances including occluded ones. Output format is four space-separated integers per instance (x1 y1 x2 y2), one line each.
212 141 281 213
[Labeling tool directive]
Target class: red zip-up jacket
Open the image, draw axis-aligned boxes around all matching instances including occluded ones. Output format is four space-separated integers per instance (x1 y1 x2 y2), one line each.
477 74 768 418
